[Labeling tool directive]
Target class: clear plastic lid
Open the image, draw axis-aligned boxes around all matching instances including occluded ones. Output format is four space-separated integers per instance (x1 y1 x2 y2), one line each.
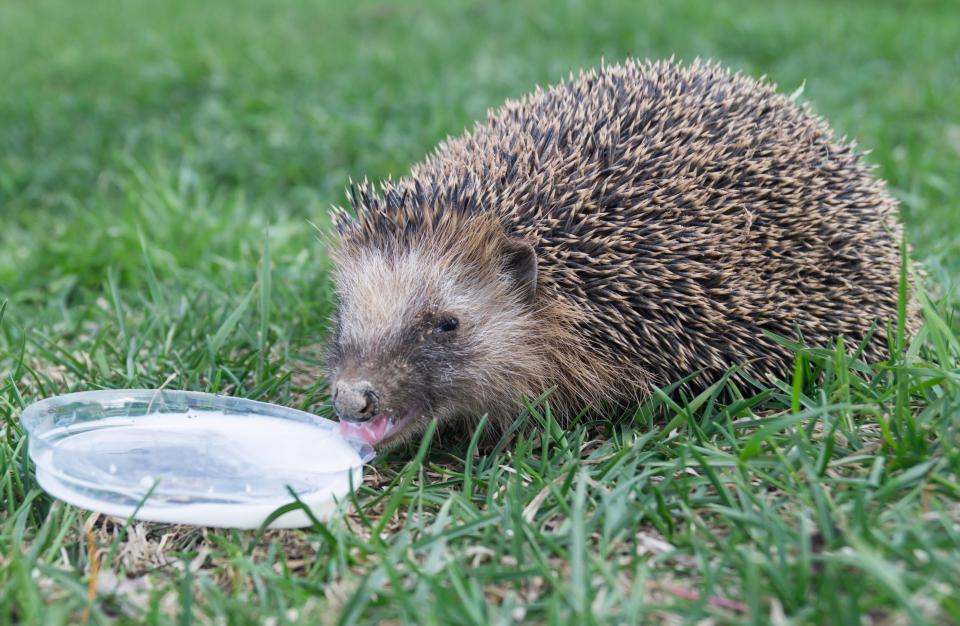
20 390 374 529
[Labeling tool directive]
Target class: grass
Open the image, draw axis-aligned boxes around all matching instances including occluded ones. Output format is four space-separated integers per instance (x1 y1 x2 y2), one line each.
1 0 959 623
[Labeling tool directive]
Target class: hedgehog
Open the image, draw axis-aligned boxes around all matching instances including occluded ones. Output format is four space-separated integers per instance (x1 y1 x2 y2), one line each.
325 58 918 448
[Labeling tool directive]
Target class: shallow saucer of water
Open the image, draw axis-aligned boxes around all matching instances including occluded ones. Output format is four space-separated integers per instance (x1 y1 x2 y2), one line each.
20 390 374 529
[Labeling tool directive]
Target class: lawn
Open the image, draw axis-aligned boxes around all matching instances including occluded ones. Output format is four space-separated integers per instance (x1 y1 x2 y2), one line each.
1 0 959 624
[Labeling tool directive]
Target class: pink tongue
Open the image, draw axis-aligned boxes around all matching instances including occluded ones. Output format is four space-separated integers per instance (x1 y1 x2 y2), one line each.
339 415 390 445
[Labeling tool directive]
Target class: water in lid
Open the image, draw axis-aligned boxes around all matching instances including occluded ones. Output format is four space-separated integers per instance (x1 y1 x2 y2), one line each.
21 391 370 528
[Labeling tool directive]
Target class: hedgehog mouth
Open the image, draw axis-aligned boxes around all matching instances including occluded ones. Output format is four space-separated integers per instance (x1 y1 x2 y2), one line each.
338 409 416 447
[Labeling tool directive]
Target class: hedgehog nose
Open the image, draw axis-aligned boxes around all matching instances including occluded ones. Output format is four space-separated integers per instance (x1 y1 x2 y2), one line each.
333 380 380 423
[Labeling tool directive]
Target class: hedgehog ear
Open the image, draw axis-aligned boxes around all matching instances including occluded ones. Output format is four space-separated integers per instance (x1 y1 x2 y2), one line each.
500 239 538 304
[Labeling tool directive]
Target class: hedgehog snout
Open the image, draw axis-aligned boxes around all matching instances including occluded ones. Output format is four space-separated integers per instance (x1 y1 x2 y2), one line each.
333 379 380 423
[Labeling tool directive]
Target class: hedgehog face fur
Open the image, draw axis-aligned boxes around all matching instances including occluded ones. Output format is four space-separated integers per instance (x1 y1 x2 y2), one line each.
328 216 549 447
326 58 919 449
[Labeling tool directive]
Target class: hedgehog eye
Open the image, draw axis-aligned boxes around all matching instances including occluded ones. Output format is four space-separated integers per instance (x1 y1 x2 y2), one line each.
436 318 459 333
